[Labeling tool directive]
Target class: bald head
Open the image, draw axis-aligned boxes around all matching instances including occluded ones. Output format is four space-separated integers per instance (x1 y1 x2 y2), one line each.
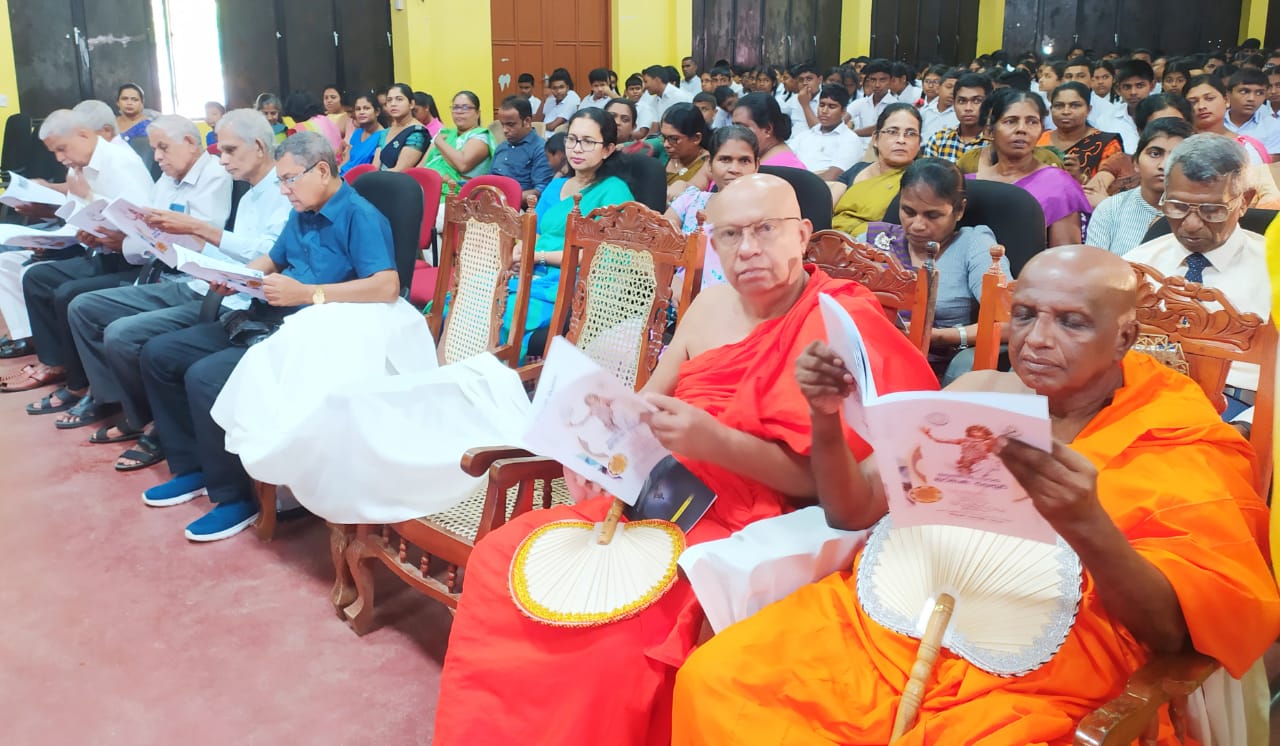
1019 245 1138 323
1009 245 1139 404
706 173 801 226
704 173 810 304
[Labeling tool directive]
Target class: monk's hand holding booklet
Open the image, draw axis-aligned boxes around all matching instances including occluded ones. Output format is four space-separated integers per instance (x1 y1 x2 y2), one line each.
820 293 1084 732
510 337 716 627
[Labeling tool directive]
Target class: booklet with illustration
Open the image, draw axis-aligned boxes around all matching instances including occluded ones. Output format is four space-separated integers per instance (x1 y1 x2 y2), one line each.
103 198 204 265
57 199 118 238
819 293 1057 544
523 336 716 532
0 222 80 250
1 173 70 208
172 246 267 301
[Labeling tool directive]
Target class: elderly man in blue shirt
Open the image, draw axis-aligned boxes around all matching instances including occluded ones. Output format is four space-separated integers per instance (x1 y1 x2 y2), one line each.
137 131 399 542
490 95 554 208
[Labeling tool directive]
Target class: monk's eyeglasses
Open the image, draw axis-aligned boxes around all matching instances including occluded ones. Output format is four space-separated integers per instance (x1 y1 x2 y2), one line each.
704 217 803 249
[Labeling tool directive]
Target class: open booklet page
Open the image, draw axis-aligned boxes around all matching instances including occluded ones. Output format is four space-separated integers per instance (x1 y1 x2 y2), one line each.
0 222 80 250
172 246 266 301
819 292 1057 544
1 173 70 208
103 198 204 265
57 199 117 237
523 337 715 531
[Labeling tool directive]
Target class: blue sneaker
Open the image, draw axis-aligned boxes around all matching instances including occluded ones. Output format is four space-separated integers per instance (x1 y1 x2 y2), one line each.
142 472 207 507
184 500 259 542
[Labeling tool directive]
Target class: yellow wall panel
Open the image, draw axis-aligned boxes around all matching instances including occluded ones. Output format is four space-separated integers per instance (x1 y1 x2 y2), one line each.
389 0 495 127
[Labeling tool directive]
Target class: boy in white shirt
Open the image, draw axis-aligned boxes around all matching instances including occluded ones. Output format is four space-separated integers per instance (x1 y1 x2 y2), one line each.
791 83 860 180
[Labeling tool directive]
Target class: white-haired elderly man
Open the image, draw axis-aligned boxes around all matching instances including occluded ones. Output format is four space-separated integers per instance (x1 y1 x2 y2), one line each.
1125 133 1267 430
65 109 291 470
72 99 139 153
138 130 397 542
15 114 230 431
0 108 154 371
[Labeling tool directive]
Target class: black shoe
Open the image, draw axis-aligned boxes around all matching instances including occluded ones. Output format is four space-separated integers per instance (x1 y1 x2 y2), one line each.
0 338 34 358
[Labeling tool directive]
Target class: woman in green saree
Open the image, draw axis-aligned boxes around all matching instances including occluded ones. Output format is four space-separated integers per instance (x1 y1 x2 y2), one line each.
421 90 495 194
832 103 923 235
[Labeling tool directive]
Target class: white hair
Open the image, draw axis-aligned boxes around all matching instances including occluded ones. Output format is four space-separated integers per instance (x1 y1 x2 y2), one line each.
38 109 91 140
71 100 116 136
215 108 275 156
275 130 337 174
146 114 200 145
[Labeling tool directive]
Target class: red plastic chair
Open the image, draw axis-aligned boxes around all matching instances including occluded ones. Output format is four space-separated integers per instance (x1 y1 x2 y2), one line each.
404 167 445 264
458 174 524 210
343 163 376 186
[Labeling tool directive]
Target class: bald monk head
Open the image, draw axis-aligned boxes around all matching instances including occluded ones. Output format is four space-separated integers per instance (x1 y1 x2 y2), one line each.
705 173 812 300
1009 245 1139 406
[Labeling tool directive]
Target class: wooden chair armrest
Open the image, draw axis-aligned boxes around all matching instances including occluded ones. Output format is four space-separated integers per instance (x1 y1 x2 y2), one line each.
1073 651 1219 746
461 446 535 476
517 359 544 383
473 455 567 541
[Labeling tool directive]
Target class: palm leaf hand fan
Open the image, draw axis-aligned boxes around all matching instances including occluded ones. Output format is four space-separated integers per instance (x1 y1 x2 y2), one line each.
509 498 686 627
857 519 1083 739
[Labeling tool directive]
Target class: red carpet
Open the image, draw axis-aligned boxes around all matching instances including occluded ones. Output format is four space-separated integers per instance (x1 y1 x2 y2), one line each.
0 353 450 743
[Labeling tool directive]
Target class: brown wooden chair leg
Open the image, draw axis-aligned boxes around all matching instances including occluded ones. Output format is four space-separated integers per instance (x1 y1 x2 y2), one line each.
343 530 378 635
328 522 357 610
253 481 277 541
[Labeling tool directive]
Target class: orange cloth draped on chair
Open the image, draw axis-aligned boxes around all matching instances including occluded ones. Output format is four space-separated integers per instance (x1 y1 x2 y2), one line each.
433 268 940 746
671 352 1280 746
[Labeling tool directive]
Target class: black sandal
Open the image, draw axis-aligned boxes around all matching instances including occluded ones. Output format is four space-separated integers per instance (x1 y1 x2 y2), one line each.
116 433 164 472
54 395 120 429
89 423 143 444
25 386 83 415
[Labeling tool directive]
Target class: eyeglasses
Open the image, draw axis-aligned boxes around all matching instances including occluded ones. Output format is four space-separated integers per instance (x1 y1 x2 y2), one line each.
1159 195 1242 223
276 162 318 188
660 133 686 146
877 127 921 140
565 134 604 151
704 217 802 249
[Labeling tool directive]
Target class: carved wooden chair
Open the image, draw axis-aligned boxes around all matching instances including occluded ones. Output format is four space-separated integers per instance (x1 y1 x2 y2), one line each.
972 252 1277 744
250 186 537 542
336 199 706 634
803 229 938 357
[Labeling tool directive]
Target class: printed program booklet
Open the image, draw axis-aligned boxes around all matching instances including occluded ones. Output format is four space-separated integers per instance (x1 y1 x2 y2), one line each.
819 293 1057 544
523 337 716 532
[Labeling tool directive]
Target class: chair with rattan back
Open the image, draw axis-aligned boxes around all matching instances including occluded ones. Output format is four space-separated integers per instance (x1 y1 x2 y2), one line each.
337 199 706 634
428 187 536 368
803 229 937 357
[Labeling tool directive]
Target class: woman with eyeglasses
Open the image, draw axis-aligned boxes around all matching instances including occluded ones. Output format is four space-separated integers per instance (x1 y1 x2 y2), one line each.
374 83 427 173
420 90 495 194
1038 82 1122 183
971 88 1090 247
506 107 634 357
661 102 711 202
831 103 923 235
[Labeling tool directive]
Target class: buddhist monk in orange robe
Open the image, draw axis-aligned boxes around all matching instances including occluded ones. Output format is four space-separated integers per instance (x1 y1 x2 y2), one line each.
433 175 939 745
672 245 1280 745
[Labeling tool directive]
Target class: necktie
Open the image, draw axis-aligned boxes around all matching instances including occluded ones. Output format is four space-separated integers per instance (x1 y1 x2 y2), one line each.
1184 252 1211 284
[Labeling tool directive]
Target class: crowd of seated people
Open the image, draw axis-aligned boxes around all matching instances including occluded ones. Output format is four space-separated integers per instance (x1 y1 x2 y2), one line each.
3 36 1280 746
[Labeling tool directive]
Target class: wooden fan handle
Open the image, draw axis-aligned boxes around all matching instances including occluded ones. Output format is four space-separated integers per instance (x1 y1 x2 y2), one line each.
596 499 626 545
889 593 956 741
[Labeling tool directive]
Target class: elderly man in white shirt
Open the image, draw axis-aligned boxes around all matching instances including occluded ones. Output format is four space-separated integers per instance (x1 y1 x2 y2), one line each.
1124 134 1266 430
72 99 142 157
0 108 154 386
17 114 232 427
66 109 291 458
637 64 694 132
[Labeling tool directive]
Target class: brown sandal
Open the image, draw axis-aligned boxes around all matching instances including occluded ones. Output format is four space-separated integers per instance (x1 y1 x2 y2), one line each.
0 364 64 393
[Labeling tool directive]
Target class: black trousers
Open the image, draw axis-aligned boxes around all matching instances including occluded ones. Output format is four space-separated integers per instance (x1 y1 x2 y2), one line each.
24 252 132 390
139 321 251 506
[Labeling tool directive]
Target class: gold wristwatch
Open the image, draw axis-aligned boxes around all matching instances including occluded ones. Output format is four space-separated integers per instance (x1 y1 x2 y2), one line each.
312 285 326 305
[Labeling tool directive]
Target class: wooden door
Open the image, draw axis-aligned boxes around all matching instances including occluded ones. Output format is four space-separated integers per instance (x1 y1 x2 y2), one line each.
217 0 283 107
693 0 842 71
9 0 158 116
278 0 338 98
490 0 609 112
335 0 393 98
1002 0 1242 58
870 0 979 64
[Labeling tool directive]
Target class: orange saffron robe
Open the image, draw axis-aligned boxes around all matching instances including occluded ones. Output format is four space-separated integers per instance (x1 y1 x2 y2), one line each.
433 269 940 746
672 352 1280 746
1267 213 1280 577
